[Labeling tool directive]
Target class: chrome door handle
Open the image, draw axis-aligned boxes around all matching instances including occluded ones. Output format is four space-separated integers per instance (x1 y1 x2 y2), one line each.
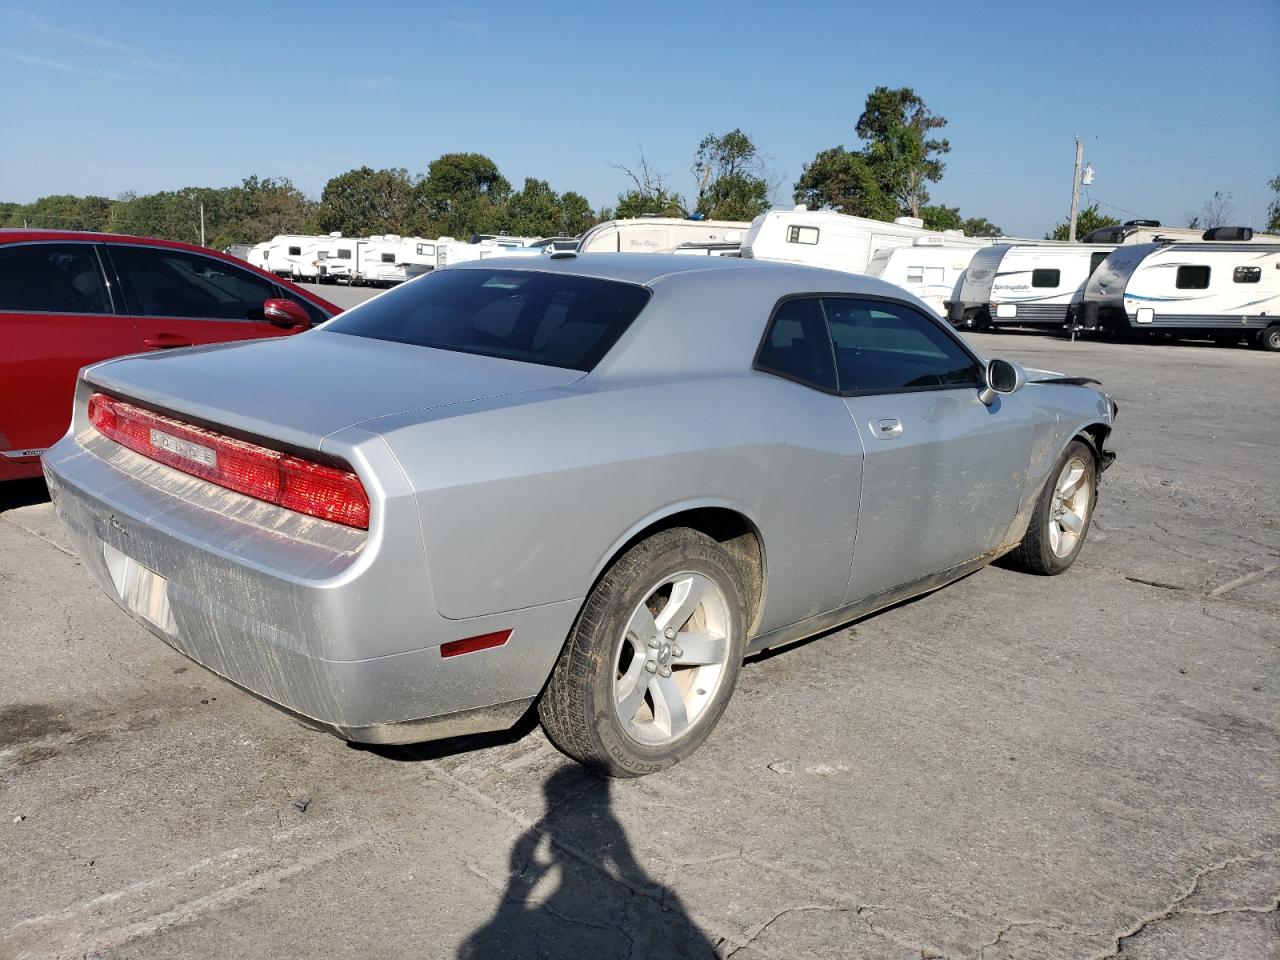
875 418 903 438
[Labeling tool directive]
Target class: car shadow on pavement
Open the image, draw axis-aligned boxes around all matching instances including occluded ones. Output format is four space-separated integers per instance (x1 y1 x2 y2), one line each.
454 765 719 960
0 477 51 513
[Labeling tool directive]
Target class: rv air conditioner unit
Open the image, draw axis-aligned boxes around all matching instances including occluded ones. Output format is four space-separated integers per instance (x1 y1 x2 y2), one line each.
1123 219 1160 227
914 235 946 246
1201 226 1253 242
893 216 925 228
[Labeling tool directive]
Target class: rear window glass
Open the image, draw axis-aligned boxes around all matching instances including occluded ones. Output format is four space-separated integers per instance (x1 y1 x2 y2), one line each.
324 268 651 372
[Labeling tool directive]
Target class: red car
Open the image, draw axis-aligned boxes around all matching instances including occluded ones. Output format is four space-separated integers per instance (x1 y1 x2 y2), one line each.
0 230 340 481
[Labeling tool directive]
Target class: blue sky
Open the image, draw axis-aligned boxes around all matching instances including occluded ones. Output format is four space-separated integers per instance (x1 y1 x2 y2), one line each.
2 0 1278 237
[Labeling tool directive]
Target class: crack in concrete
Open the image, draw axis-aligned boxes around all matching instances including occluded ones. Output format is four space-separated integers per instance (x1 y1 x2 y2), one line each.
1095 849 1280 959
1 514 77 558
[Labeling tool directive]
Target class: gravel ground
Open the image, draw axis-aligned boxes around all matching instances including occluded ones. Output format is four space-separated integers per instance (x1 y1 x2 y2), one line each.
1 321 1276 960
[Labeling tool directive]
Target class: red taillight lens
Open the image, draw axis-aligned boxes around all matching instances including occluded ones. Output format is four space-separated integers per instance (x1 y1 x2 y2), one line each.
439 630 512 658
86 393 370 529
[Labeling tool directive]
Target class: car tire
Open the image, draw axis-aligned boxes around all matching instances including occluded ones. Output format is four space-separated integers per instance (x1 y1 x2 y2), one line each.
538 527 748 777
1255 324 1280 352
1006 440 1097 576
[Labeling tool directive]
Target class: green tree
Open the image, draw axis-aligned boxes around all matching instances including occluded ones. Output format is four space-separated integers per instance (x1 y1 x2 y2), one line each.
960 215 1002 238
920 204 961 231
920 204 1002 237
317 166 416 237
557 191 598 236
10 194 112 231
611 153 686 220
1044 203 1119 241
415 153 511 237
855 86 950 217
1268 175 1280 232
795 87 950 220
692 129 771 221
793 147 897 220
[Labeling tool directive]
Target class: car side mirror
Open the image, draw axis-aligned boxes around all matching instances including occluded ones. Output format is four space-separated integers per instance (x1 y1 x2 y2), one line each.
978 358 1026 406
263 298 311 329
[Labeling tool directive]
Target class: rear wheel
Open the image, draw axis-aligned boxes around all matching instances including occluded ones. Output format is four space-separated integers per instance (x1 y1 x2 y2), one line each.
1006 440 1097 575
539 528 747 777
1255 324 1280 352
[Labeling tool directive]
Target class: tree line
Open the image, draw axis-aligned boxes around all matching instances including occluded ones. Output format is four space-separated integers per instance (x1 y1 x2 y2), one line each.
6 86 1277 248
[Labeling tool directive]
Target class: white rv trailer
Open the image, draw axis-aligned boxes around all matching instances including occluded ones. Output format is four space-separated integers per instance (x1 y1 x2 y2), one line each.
866 240 981 317
1080 230 1280 349
576 218 748 254
245 241 271 272
946 241 1118 329
739 207 987 276
291 234 343 282
263 235 331 279
321 237 376 284
223 243 255 262
434 237 543 268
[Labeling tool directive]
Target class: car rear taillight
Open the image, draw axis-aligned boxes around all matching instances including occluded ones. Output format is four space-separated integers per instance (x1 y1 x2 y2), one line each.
86 393 370 529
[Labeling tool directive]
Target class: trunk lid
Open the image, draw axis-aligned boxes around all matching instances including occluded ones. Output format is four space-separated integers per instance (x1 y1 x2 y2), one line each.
84 330 585 451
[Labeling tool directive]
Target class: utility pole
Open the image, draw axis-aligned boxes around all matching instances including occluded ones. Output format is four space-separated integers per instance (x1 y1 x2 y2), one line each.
1068 137 1084 241
199 202 206 247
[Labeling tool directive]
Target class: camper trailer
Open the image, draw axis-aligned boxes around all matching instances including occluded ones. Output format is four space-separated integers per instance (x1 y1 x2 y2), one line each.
946 241 1117 329
866 240 980 316
739 207 987 275
576 218 748 254
321 237 375 284
245 241 272 272
435 237 544 267
1080 229 1280 350
264 235 330 279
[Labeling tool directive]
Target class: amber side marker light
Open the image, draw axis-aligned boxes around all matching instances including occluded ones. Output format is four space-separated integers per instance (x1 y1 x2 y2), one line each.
87 392 370 529
440 630 512 658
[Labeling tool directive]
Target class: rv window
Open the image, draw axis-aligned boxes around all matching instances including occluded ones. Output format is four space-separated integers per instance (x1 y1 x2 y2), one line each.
925 266 945 285
786 226 820 245
754 298 837 392
1176 265 1210 289
417 244 434 256
288 246 301 256
906 266 925 283
1031 269 1060 288
381 252 395 263
1233 266 1261 284
1089 252 1109 274
336 249 351 259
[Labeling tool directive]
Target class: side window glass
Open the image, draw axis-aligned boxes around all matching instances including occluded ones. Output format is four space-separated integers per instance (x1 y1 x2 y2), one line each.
1176 265 1210 289
1089 251 1109 274
1031 269 1060 288
112 245 276 320
1232 266 1260 284
822 298 981 393
0 243 111 314
755 298 836 392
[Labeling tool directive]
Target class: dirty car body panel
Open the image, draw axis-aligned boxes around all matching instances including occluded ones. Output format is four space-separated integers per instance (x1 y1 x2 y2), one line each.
43 255 1115 744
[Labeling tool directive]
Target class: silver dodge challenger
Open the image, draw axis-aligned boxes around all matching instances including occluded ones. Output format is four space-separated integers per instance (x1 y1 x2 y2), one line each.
44 254 1116 776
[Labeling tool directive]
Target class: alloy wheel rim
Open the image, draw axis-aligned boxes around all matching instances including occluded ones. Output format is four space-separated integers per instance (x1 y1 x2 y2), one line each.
613 572 731 746
1048 457 1091 558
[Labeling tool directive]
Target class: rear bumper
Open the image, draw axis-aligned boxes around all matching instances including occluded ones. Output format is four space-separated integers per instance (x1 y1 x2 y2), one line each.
42 428 580 744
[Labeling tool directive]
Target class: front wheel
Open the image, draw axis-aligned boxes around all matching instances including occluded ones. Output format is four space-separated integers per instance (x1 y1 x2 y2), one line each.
1006 440 1098 575
539 528 748 777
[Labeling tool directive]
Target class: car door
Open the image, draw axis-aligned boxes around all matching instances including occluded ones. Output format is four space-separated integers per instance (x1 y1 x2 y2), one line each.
104 243 302 350
0 241 141 469
824 297 1035 605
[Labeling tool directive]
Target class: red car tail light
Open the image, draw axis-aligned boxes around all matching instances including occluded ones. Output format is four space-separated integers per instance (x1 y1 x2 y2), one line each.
439 630 512 658
86 393 370 529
